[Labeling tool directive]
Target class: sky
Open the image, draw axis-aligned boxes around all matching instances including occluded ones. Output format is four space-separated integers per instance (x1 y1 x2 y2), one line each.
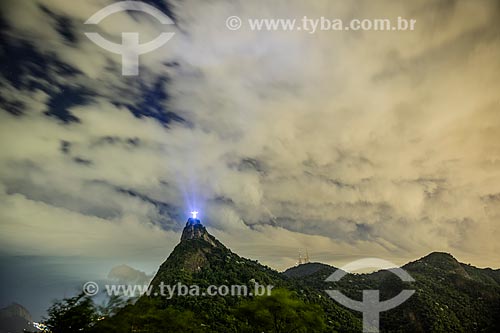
1 0 500 320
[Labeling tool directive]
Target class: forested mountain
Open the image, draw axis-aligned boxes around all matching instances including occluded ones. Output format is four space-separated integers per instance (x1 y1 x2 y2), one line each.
45 219 500 332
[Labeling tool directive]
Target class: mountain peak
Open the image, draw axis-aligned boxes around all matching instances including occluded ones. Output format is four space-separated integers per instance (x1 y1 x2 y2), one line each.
0 303 34 333
149 217 280 286
420 252 459 265
180 217 217 246
0 303 32 321
404 251 470 278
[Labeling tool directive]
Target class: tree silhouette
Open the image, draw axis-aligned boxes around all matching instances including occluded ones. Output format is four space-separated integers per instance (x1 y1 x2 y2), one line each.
235 289 326 333
44 292 98 333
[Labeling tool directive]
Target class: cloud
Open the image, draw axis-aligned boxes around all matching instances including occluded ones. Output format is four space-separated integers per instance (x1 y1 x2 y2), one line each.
0 0 500 278
161 0 500 264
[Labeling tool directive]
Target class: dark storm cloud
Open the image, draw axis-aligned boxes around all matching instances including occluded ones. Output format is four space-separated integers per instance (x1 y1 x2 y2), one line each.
39 4 78 44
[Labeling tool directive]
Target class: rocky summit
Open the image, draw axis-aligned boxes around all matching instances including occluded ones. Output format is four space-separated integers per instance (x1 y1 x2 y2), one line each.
180 217 217 246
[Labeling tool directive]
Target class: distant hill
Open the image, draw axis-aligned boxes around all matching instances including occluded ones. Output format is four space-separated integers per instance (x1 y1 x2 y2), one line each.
0 303 37 333
404 252 500 287
283 262 334 278
285 252 500 332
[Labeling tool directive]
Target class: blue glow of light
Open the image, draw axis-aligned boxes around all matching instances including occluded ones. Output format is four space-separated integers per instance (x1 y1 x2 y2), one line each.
191 211 199 219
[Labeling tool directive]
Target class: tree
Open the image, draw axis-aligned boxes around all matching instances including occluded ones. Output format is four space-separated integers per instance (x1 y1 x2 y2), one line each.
235 289 326 333
91 297 204 333
44 292 98 333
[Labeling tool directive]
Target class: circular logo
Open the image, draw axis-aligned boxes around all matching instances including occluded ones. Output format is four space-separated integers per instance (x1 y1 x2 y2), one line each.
226 16 242 30
83 281 99 296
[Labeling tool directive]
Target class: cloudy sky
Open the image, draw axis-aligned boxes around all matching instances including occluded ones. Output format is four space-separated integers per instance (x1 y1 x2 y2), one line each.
1 0 500 320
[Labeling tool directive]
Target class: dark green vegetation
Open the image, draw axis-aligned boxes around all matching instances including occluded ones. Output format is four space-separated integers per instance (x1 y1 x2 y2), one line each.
42 220 500 332
284 252 500 332
44 293 98 333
